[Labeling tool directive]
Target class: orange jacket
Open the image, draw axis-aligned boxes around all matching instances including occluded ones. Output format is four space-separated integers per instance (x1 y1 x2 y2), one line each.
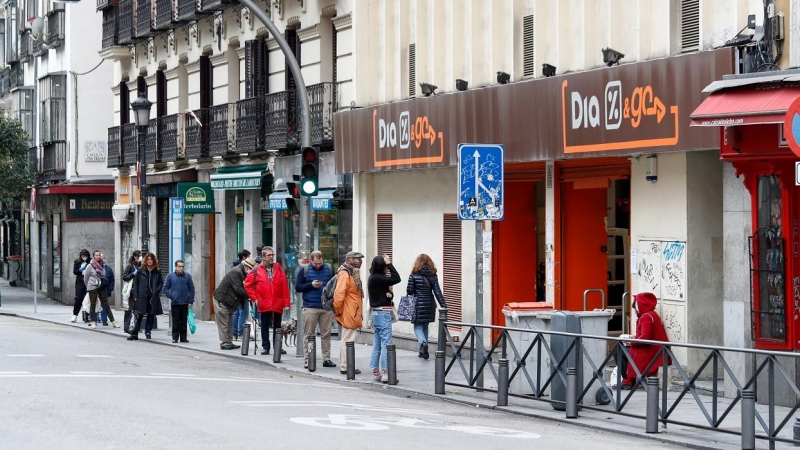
244 263 290 313
333 267 363 329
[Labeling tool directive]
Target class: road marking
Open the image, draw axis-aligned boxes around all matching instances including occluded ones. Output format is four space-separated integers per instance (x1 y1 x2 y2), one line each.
76 355 113 358
0 371 31 375
231 401 432 413
0 373 351 389
70 371 114 375
150 373 197 377
6 354 45 357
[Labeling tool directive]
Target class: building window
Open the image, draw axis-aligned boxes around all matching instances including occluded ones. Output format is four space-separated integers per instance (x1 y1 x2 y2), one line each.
408 43 416 98
680 0 700 52
377 214 392 257
13 88 34 147
40 75 67 144
522 15 534 78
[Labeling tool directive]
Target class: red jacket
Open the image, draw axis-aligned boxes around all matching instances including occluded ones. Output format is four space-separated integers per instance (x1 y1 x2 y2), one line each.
627 292 670 379
244 263 290 313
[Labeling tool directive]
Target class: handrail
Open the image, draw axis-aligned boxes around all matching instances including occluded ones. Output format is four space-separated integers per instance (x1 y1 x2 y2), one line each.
583 288 606 311
621 292 630 335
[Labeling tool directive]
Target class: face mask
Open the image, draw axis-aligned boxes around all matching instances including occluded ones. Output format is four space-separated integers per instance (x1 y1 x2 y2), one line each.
138 256 143 263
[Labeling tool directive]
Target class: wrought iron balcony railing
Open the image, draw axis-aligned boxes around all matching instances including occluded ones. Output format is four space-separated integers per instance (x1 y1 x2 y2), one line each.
176 0 203 21
102 7 119 49
264 91 299 150
235 96 265 154
144 119 158 163
46 9 65 49
209 104 235 157
184 109 209 159
201 0 233 12
122 123 137 166
117 0 134 45
154 0 177 29
307 82 340 146
135 0 154 37
159 114 179 162
107 126 122 168
19 32 31 62
28 147 38 173
39 142 67 183
97 0 118 11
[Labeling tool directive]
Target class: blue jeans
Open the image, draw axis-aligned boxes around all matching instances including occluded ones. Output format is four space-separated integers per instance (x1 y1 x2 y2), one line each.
370 310 393 371
413 322 430 347
233 303 249 337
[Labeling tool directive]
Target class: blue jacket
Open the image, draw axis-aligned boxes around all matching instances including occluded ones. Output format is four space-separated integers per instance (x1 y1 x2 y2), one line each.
294 263 332 309
163 271 195 305
104 264 115 297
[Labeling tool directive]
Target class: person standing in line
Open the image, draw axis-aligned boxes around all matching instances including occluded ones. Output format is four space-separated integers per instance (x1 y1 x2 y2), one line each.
162 259 195 343
232 249 251 341
213 257 255 350
407 254 446 360
70 249 90 323
367 254 401 382
84 250 118 329
333 251 365 375
254 244 264 264
295 250 336 369
98 253 115 326
244 247 290 356
128 253 164 341
122 250 142 332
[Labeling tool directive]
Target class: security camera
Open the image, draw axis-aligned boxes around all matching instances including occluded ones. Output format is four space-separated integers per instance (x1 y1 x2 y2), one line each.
602 48 625 67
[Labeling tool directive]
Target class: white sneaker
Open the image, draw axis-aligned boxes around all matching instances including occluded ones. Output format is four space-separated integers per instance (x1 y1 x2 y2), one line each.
111 321 119 328
70 315 77 323
88 322 96 328
381 371 389 383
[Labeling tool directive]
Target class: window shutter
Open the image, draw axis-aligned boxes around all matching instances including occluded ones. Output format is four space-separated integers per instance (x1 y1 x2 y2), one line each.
136 75 147 97
680 0 700 52
120 82 130 124
244 40 255 98
408 43 416 98
523 15 534 78
261 38 269 95
442 214 462 329
200 55 212 108
332 26 338 84
377 214 392 258
156 70 166 117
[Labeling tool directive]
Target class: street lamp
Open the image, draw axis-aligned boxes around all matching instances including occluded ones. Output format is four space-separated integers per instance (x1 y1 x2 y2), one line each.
131 95 153 254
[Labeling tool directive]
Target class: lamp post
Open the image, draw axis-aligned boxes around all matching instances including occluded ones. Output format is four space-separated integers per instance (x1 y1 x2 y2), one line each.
131 95 153 254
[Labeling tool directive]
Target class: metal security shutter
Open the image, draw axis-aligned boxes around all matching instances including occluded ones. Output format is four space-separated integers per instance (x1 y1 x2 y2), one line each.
523 15 534 78
408 43 416 98
376 214 392 258
156 198 169 265
680 0 699 52
442 214 462 329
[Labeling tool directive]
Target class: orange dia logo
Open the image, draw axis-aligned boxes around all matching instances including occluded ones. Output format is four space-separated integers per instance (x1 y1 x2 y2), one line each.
373 109 444 167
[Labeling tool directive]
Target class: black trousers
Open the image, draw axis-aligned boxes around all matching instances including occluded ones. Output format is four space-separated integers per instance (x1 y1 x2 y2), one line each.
171 304 189 341
132 301 155 335
72 284 87 316
260 311 281 351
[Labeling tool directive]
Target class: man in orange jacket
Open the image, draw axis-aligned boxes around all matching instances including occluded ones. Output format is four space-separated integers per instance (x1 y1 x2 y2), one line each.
244 246 290 356
333 251 365 375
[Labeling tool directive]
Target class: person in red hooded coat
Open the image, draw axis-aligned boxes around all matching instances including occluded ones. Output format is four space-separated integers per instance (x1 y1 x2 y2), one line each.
244 246 290 356
623 292 670 388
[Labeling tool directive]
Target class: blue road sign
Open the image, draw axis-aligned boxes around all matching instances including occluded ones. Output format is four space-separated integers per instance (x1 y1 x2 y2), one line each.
457 144 504 220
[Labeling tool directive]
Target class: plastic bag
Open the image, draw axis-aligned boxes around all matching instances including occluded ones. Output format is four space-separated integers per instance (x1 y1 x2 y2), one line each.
81 293 91 314
121 280 133 309
188 308 196 334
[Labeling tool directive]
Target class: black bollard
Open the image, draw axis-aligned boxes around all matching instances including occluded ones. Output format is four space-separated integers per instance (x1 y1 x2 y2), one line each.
497 359 509 406
794 417 800 447
241 323 251 356
435 351 446 394
273 328 283 363
646 377 659 433
346 341 355 380
387 344 398 385
437 308 448 354
307 336 317 372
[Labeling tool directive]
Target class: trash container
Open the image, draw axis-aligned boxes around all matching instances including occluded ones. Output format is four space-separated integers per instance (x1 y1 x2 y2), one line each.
502 302 556 396
7 255 22 286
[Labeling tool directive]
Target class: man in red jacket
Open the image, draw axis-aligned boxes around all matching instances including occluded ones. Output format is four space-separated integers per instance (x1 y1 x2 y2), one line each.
244 246 290 356
622 292 670 388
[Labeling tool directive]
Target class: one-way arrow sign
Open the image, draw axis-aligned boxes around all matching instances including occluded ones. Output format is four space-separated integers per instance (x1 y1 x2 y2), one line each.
457 144 504 221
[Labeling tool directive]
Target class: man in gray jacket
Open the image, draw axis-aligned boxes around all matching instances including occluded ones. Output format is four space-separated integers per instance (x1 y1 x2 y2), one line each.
213 257 255 350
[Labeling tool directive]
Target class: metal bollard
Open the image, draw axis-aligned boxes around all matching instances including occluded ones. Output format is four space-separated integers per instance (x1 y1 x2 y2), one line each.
437 308 448 354
741 390 755 450
794 417 800 447
307 336 317 372
273 329 283 363
346 341 356 380
241 323 251 356
646 377 659 433
497 359 509 407
435 351 446 394
566 367 578 419
387 344 398 385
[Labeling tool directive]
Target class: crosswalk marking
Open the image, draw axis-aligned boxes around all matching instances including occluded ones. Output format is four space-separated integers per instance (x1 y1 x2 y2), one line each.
6 354 44 357
76 355 113 358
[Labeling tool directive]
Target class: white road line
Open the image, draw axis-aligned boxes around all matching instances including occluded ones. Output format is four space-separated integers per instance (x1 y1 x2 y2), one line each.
76 355 113 358
6 354 45 357
0 371 31 375
150 373 197 377
69 371 114 375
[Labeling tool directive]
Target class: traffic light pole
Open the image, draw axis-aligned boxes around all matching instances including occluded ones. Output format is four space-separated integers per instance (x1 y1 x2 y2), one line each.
238 0 311 358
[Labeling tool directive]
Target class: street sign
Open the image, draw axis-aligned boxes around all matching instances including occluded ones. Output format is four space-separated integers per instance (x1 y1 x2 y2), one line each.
169 197 184 272
457 144 504 220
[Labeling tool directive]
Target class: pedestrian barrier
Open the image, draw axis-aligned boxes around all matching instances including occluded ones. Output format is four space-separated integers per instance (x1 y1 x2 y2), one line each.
435 308 800 449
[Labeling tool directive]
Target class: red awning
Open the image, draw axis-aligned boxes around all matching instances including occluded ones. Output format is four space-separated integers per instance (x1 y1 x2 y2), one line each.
37 184 115 195
690 87 800 127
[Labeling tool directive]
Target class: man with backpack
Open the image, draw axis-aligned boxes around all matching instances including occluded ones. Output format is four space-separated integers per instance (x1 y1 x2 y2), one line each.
295 250 336 369
333 251 365 375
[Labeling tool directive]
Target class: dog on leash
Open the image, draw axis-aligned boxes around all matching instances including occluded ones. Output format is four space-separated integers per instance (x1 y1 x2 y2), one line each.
282 319 298 347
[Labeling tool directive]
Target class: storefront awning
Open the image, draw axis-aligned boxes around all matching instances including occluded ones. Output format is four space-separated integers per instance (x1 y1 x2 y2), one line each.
210 171 263 190
690 87 800 127
268 190 336 210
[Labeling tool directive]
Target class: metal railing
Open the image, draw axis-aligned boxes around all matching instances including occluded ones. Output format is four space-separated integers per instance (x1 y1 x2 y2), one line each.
176 0 201 21
28 147 38 173
135 0 153 37
201 0 232 12
102 7 119 49
235 96 264 154
39 142 67 183
307 82 340 145
159 114 179 162
107 126 121 168
0 69 10 98
264 90 298 150
209 103 235 156
46 9 65 49
184 108 209 159
121 123 137 166
97 0 116 10
9 64 22 89
154 0 175 28
117 0 134 44
19 32 31 62
436 310 800 449
144 119 158 163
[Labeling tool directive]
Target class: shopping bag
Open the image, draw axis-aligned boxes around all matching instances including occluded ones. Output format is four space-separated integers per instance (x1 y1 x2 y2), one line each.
81 293 91 314
121 280 133 309
397 295 417 322
188 308 197 334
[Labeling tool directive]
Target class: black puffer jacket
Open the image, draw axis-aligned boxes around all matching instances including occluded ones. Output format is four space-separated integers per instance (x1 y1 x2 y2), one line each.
406 265 446 324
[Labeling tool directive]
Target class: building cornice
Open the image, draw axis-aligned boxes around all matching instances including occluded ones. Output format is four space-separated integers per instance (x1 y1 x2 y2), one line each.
298 24 319 42
236 47 246 59
266 37 279 51
210 53 227 67
111 84 121 95
186 60 201 74
165 67 179 81
321 3 336 17
98 46 131 61
332 13 351 31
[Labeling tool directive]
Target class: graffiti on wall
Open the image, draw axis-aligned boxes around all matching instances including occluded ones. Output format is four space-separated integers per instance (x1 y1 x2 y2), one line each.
637 241 661 295
637 239 687 301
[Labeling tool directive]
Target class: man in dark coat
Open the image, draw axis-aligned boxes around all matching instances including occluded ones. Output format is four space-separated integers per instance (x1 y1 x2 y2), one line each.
163 259 195 343
127 253 164 341
214 258 255 350
71 249 90 323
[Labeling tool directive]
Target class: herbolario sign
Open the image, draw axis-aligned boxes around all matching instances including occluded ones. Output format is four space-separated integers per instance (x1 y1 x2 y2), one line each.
177 183 215 214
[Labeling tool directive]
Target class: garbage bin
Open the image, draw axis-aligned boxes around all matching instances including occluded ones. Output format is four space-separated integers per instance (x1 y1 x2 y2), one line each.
502 302 556 396
7 255 22 286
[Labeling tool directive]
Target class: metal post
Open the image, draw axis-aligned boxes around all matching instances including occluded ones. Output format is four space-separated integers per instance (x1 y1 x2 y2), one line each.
346 341 355 380
475 221 484 390
273 328 283 363
498 359 509 407
241 323 251 356
137 125 149 254
741 390 756 450
566 367 578 418
793 417 800 447
296 305 304 358
435 350 446 394
437 308 448 354
307 336 316 372
387 344 398 385
646 377 659 433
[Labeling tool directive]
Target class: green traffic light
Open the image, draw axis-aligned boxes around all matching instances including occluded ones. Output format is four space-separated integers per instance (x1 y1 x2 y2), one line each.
301 178 318 196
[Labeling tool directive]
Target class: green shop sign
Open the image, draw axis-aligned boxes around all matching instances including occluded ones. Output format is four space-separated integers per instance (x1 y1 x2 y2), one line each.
177 183 215 214
68 194 114 220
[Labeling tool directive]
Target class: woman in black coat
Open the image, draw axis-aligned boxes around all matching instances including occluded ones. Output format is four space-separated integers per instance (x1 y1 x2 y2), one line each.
122 250 142 284
71 249 90 323
128 252 164 341
406 254 446 360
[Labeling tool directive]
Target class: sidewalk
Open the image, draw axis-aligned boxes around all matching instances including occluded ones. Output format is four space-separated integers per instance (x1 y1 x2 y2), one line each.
0 280 791 449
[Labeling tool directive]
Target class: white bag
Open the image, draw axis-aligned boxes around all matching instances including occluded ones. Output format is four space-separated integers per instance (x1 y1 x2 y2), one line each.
610 366 619 388
121 280 133 310
81 293 91 313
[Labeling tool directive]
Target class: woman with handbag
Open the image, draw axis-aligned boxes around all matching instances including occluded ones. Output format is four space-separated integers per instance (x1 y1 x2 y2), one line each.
367 254 401 382
406 254 446 359
84 250 117 329
121 250 142 333
127 252 164 341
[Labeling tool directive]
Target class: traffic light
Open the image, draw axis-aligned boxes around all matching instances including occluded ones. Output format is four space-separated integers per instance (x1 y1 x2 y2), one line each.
300 146 319 196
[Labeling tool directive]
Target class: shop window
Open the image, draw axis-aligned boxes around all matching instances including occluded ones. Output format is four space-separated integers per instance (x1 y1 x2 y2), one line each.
377 214 392 258
749 175 786 343
442 214 462 329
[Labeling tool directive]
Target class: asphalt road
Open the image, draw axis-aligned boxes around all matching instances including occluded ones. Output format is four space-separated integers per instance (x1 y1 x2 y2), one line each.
0 315 677 449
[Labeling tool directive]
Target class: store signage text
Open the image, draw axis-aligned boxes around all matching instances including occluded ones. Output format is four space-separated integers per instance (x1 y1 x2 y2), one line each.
372 109 445 167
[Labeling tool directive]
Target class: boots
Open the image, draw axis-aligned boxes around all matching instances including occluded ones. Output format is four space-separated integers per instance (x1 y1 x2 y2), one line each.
420 342 429 360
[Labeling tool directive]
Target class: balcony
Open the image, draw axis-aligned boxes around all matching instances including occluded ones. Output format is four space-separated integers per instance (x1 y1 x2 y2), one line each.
235 96 264 154
201 0 234 12
28 147 38 173
46 10 65 49
20 33 31 63
0 70 10 98
39 142 67 183
308 82 340 146
107 126 121 168
9 64 23 89
135 0 154 38
97 0 119 11
122 123 137 166
263 91 300 150
184 109 209 159
176 0 204 22
117 0 134 45
154 0 177 29
209 104 235 157
102 7 119 49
